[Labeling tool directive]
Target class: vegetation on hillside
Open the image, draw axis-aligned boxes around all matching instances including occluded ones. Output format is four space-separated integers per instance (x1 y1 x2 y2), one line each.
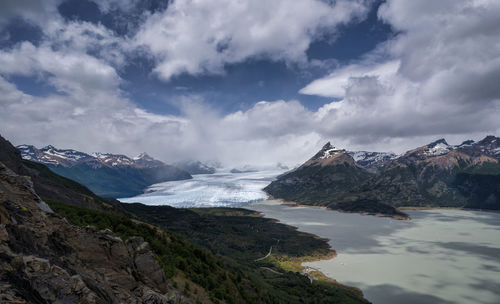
49 200 368 304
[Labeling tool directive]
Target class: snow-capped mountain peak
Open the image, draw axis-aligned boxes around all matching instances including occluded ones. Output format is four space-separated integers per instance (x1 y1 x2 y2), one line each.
401 136 500 161
91 152 135 167
458 140 475 147
174 160 217 174
347 151 398 170
312 142 345 160
425 140 453 156
16 145 39 161
320 148 344 159
17 145 164 168
133 152 164 168
133 152 154 161
476 135 500 150
18 145 92 165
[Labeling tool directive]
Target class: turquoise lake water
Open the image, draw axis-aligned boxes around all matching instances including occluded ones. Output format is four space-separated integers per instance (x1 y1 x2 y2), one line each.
250 200 500 304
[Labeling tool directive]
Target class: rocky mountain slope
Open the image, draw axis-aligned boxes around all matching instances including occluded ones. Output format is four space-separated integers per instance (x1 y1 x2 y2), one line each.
265 136 500 217
17 145 192 197
0 161 190 303
264 143 380 209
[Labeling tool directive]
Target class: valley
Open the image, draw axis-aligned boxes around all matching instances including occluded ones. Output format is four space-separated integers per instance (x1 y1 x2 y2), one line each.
2 2 499 303
0 134 368 303
3 130 500 304
5 134 500 304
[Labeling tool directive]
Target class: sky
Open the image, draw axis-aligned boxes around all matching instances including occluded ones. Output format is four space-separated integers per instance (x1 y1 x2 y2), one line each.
0 0 499 167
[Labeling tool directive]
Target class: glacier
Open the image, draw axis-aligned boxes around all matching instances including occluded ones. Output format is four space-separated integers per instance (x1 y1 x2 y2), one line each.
118 169 284 208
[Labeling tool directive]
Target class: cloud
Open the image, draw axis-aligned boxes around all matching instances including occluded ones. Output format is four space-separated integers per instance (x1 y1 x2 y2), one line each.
134 0 370 80
0 21 321 166
0 0 337 166
300 59 399 98
0 68 321 166
299 0 500 144
0 41 120 96
44 20 131 67
0 56 495 167
1 0 500 168
0 0 62 29
90 0 140 13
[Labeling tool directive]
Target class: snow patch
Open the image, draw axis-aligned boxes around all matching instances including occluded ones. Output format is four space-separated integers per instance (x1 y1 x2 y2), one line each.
348 151 398 167
320 148 343 159
425 143 452 156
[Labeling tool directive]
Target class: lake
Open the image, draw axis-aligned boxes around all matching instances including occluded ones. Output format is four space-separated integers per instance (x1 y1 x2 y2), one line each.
249 200 500 304
120 170 500 304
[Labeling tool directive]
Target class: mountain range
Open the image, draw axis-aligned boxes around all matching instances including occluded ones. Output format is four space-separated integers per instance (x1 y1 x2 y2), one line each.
17 145 192 198
265 136 500 218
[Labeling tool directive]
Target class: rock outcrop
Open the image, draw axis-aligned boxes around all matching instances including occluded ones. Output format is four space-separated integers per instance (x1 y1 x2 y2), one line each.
0 162 190 303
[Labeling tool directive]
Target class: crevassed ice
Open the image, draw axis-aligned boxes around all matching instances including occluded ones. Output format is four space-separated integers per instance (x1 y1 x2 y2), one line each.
119 169 284 208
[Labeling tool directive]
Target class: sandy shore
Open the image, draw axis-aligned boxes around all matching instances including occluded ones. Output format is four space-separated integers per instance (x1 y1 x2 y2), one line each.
270 249 366 298
252 198 367 298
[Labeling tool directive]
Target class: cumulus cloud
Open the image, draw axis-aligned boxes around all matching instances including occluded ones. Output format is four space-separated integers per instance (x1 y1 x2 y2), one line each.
300 59 399 98
0 42 121 96
0 22 320 165
0 0 376 166
1 0 500 168
134 0 369 80
299 0 500 145
0 70 321 166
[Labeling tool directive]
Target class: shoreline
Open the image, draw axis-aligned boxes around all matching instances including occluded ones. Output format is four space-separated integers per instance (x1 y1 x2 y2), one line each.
269 248 367 299
248 199 367 299
251 198 369 300
265 196 500 219
398 206 463 211
399 206 500 214
268 196 411 220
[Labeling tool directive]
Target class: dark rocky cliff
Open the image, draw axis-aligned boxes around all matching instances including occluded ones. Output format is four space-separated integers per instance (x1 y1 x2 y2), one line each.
0 161 189 303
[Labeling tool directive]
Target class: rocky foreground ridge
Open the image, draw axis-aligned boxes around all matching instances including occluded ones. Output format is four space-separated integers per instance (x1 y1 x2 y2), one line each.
0 161 189 303
265 136 500 217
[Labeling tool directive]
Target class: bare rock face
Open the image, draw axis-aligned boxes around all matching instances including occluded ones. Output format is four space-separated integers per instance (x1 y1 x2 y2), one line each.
19 256 98 303
127 237 168 293
0 161 188 303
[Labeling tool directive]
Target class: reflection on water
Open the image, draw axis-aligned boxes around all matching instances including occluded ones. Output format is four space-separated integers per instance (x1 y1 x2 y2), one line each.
249 200 500 304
